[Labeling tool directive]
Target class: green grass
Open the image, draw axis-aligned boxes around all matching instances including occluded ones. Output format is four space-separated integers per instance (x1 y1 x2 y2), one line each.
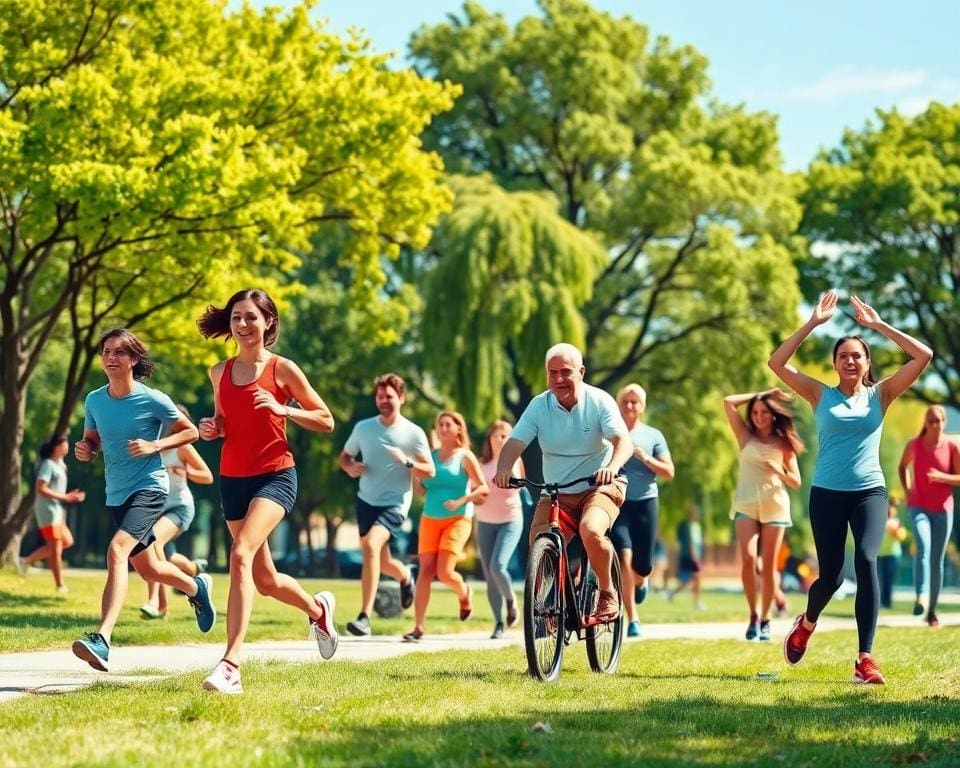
2 569 956 654
2 627 959 767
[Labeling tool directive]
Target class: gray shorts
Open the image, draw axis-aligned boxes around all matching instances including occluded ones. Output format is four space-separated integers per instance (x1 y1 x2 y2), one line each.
107 489 167 556
162 503 195 532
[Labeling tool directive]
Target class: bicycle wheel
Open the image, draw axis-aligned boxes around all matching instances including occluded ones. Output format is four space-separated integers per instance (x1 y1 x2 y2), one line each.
584 553 624 674
523 536 565 682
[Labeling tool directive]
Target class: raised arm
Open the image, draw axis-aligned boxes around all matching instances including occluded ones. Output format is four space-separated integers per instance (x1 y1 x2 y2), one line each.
723 393 756 449
768 291 836 406
849 296 933 411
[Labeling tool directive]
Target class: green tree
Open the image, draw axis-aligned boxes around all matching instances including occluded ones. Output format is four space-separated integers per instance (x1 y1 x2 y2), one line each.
801 102 960 410
410 0 803 526
0 0 456 560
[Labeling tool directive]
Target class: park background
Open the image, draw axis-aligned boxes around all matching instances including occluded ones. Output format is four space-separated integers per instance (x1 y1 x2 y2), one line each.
2 0 959 585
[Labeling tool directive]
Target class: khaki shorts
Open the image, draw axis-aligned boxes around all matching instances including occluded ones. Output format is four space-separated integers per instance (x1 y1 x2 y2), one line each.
529 479 626 542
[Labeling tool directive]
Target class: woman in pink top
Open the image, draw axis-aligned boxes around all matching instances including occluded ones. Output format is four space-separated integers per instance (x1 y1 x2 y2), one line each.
898 405 960 626
476 421 525 639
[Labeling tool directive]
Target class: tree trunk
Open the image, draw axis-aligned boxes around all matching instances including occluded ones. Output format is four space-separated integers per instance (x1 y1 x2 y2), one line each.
0 327 28 563
324 515 340 577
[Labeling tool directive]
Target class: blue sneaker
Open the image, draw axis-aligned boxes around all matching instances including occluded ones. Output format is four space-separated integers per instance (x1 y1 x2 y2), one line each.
627 620 641 638
188 573 216 633
634 583 648 606
72 632 110 671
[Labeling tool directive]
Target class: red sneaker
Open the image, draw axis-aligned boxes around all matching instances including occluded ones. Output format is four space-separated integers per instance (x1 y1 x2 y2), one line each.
783 614 814 665
854 656 886 684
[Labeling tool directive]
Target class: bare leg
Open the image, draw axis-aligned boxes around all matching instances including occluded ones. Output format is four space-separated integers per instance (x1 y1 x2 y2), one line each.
735 517 760 615
379 539 412 583
22 542 52 568
359 525 391 616
759 525 786 621
251 538 323 620
97 532 139 643
436 550 467 599
140 518 182 614
580 507 614 592
169 552 199 576
412 553 438 632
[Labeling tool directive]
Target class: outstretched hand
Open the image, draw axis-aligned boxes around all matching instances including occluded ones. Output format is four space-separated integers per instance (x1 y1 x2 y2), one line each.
850 295 881 328
810 290 838 326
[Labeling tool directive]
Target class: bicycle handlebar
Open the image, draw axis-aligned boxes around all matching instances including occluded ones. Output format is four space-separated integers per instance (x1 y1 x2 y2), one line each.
507 474 624 491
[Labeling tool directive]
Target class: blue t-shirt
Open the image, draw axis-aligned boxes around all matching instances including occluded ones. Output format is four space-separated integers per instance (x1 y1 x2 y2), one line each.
343 415 431 514
422 449 471 519
622 423 669 501
812 385 885 491
84 383 180 505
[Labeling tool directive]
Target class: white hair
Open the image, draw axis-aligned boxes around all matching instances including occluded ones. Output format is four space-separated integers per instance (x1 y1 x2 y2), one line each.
544 343 583 368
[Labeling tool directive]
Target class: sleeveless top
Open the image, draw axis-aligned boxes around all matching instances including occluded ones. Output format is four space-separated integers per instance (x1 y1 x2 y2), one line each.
813 385 885 491
219 355 295 477
906 437 958 514
162 448 194 511
477 459 522 524
422 449 472 520
730 440 791 525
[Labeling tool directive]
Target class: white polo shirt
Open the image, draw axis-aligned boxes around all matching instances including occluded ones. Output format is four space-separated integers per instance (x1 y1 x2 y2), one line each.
512 383 629 492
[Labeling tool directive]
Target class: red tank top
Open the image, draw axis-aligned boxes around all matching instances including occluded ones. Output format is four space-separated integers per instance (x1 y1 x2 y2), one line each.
907 437 958 514
219 355 295 477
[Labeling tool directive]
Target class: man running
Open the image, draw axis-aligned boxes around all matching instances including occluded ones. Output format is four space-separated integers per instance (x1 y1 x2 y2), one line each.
339 373 434 636
72 328 216 671
494 343 632 619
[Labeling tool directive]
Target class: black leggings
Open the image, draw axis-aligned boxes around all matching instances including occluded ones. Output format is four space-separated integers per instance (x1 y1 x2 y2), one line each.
805 485 888 653
610 498 658 576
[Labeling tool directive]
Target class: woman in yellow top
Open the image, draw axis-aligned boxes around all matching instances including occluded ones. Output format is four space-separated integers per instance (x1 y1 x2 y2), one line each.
724 387 804 642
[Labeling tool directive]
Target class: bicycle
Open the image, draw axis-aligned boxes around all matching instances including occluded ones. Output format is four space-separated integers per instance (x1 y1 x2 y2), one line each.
509 475 625 682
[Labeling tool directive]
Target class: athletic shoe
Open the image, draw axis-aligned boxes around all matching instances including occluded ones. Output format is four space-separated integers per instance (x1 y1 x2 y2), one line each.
746 613 760 641
490 622 505 639
72 632 110 672
459 585 473 621
912 601 925 616
202 660 243 695
783 614 814 665
627 620 641 638
402 628 424 642
927 612 940 628
188 573 216 633
634 583 648 606
347 613 371 636
310 591 339 660
694 601 707 611
854 657 886 685
56 584 69 594
759 620 771 642
774 596 788 617
399 567 416 610
595 589 619 621
139 603 166 620
506 600 518 628
193 558 208 574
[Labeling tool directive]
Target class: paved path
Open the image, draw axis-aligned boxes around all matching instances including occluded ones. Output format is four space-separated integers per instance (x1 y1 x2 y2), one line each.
1 612 956 704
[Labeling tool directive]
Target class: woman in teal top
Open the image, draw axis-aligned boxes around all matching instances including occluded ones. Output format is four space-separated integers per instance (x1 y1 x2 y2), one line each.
770 291 931 685
405 411 488 641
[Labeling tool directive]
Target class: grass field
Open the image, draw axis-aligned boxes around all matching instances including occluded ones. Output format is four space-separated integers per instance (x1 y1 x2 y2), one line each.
1 625 959 767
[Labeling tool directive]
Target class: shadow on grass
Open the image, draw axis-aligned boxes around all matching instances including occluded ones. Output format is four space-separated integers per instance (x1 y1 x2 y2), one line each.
0 590 62 609
0 611 91 633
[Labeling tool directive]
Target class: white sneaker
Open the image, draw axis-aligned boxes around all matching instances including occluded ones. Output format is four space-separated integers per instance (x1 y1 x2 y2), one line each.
310 591 339 660
202 660 243 695
56 584 69 594
16 557 28 577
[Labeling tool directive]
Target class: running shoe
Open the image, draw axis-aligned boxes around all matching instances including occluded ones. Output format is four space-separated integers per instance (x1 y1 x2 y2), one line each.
188 574 216 633
202 660 243 695
193 558 209 574
912 600 925 616
759 619 771 642
56 584 69 594
402 628 424 642
346 613 371 637
72 632 110 672
139 603 166 620
490 622 505 639
310 591 339 660
746 613 760 641
399 567 416 610
634 583 648 606
927 612 940 628
854 657 886 685
506 600 518 628
459 585 473 621
783 614 814 665
627 620 641 638
595 589 619 621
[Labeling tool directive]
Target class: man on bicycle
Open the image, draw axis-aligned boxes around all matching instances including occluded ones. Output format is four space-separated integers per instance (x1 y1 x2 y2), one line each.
494 343 632 620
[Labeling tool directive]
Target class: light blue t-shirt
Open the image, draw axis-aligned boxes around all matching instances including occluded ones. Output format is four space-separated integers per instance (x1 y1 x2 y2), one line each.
512 383 629 493
422 449 471 519
34 458 67 527
343 415 431 514
622 423 669 501
84 383 180 506
812 385 885 491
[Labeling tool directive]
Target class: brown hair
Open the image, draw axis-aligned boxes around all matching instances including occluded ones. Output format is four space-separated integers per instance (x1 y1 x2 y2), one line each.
98 328 155 380
832 335 876 387
435 410 471 449
38 434 68 460
746 394 805 455
480 420 513 463
919 405 947 437
197 289 280 347
374 373 406 398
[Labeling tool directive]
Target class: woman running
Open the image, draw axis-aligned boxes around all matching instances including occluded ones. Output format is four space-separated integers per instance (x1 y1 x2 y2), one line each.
140 404 215 619
723 388 803 641
197 288 338 694
20 435 86 591
403 411 488 642
772 291 931 684
476 420 525 639
897 405 960 626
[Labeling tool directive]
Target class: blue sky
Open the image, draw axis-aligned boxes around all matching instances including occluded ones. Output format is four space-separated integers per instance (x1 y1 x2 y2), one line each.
246 1 960 170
